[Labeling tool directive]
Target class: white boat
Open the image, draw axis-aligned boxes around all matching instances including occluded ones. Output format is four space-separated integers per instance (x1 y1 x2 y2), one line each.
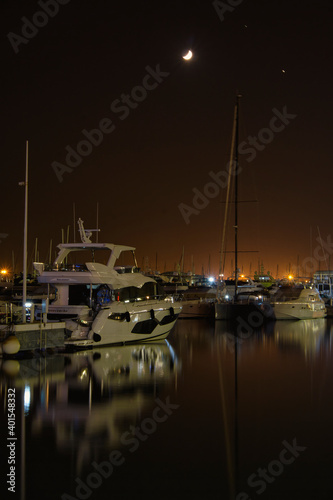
179 298 215 319
271 286 326 320
33 219 181 348
158 272 189 293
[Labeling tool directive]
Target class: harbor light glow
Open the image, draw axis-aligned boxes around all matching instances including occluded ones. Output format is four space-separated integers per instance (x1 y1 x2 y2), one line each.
24 386 31 415
1 269 8 275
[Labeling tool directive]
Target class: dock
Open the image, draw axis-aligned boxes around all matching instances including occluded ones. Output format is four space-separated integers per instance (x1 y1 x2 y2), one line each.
1 321 66 355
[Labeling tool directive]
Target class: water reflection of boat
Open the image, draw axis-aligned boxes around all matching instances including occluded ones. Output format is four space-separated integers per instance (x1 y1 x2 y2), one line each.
0 340 180 475
64 340 179 390
273 319 327 357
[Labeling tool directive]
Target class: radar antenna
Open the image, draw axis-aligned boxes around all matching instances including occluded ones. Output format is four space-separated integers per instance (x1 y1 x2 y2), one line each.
77 218 99 243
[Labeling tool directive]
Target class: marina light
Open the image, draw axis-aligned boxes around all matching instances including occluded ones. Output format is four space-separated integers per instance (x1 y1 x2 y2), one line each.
208 277 215 283
288 275 293 280
25 302 32 308
1 269 8 275
24 386 31 415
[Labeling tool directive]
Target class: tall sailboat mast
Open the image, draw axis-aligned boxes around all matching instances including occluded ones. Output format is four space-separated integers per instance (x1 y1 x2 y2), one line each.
234 95 241 299
22 140 29 323
218 102 237 285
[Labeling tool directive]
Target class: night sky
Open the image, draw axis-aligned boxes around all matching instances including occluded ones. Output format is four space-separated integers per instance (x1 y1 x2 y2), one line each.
1 0 332 278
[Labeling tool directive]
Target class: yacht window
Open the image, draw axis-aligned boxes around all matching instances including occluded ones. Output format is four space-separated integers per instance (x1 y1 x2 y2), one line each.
69 285 90 305
116 282 161 302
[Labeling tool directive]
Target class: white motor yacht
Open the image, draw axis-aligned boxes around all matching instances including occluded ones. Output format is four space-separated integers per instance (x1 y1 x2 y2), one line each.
33 219 181 348
271 286 326 320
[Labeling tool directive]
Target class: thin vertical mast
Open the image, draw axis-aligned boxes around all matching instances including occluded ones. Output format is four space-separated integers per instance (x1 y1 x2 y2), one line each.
234 95 241 299
22 140 28 322
34 238 38 263
96 202 99 243
73 202 76 243
217 102 237 302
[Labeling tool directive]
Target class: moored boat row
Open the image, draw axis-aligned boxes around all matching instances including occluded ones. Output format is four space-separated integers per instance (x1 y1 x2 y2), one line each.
214 284 326 321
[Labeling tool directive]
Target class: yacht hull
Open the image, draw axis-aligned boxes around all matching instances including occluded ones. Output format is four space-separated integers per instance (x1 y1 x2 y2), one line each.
65 300 181 348
179 300 215 319
271 287 327 320
272 303 326 320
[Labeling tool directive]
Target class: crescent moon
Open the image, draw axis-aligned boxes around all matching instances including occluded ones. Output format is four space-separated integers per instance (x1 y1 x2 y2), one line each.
182 50 193 61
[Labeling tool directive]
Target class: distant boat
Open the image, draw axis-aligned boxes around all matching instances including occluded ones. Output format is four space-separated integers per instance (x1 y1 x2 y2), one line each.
313 269 333 302
158 272 189 293
33 219 181 348
218 273 263 300
253 264 276 289
271 285 326 320
174 278 216 319
178 298 215 319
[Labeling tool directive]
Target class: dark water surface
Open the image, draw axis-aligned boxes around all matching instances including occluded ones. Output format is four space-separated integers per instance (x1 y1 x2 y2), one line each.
1 318 333 500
